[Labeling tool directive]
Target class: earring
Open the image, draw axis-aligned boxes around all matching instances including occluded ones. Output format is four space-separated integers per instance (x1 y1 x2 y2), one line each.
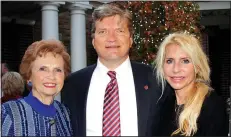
27 81 32 87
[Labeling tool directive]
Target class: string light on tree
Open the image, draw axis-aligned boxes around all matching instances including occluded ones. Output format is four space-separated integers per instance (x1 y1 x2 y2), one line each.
113 1 203 65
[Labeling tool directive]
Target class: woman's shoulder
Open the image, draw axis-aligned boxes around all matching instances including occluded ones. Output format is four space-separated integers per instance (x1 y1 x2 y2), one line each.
203 91 226 108
201 91 227 116
2 98 26 118
53 100 70 113
2 98 24 109
53 100 71 121
198 91 229 136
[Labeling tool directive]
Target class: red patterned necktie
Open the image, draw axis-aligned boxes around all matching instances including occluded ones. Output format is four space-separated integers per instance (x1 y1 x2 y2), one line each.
102 71 121 136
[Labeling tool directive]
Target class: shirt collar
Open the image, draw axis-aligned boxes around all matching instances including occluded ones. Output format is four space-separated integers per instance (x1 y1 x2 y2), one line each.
96 57 132 77
24 92 56 117
114 57 132 77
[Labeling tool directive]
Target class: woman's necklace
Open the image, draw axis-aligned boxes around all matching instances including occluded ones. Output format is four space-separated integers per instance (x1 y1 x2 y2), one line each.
175 100 184 112
175 100 179 112
175 100 184 124
175 102 178 112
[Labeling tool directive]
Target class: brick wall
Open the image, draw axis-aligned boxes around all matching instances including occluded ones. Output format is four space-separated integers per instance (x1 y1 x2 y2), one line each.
58 11 71 53
86 9 98 65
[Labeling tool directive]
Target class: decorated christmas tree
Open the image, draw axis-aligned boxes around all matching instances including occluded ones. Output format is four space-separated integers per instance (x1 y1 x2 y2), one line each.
119 1 203 65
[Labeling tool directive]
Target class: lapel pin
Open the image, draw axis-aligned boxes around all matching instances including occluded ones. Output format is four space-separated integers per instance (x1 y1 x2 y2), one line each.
144 85 149 90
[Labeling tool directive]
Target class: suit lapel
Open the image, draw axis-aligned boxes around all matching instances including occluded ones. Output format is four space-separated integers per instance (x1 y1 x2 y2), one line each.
131 62 152 136
77 65 96 136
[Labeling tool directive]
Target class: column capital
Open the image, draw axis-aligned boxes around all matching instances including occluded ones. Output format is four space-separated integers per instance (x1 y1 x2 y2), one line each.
66 2 92 11
36 1 65 7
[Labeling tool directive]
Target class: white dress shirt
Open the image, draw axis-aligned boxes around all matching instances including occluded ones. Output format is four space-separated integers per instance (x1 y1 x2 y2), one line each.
86 57 138 136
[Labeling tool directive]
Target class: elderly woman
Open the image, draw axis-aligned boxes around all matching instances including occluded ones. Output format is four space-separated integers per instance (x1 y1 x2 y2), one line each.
1 39 73 136
1 71 24 104
155 32 228 136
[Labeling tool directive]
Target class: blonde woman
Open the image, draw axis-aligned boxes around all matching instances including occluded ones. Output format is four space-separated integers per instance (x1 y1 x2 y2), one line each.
1 71 24 104
155 31 228 136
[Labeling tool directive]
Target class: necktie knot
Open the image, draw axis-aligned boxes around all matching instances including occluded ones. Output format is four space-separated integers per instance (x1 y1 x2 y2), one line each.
107 71 116 79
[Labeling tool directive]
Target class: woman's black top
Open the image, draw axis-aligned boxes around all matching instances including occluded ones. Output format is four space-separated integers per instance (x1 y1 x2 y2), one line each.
157 91 229 136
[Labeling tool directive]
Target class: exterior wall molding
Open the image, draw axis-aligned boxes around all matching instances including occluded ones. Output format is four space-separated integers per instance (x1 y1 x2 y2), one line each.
67 1 92 11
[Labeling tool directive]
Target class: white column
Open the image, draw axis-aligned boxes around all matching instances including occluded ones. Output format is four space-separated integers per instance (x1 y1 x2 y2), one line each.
40 2 61 40
40 2 64 102
68 2 92 72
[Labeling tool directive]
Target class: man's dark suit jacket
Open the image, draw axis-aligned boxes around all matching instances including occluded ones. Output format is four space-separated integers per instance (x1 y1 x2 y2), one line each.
61 61 168 136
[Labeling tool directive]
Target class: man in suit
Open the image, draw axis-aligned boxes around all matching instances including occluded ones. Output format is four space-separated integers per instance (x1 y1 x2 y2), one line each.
62 2 168 136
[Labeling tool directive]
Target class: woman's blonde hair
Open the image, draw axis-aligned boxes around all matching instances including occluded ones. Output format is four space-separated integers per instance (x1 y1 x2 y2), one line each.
155 31 212 136
2 71 25 96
